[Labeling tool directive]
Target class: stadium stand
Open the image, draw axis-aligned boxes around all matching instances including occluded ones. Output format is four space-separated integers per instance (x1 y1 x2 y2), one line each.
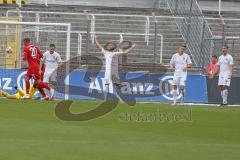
199 0 240 72
29 0 163 8
3 2 184 69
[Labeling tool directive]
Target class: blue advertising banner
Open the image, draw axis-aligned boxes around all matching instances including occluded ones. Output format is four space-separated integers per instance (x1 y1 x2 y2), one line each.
0 69 208 103
68 71 208 103
207 76 240 104
0 69 23 95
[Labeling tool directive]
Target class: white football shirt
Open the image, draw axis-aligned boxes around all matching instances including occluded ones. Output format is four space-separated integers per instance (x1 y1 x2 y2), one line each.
43 51 62 72
218 54 233 76
170 53 192 75
103 50 123 73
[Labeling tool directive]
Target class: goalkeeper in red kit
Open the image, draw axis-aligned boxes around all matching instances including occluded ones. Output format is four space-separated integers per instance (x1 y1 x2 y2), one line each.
22 38 53 100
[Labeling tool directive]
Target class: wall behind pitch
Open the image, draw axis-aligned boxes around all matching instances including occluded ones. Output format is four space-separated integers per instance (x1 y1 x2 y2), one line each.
67 71 208 103
207 76 240 104
0 69 208 103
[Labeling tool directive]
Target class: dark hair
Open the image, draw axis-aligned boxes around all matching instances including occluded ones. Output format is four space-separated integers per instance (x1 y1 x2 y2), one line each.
104 42 117 51
49 44 55 47
23 38 30 42
212 55 217 59
223 44 229 49
181 43 187 48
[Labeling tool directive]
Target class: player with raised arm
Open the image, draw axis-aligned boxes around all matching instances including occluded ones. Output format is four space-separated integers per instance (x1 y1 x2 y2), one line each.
211 45 233 105
43 44 62 100
170 45 192 105
22 38 52 100
94 34 136 100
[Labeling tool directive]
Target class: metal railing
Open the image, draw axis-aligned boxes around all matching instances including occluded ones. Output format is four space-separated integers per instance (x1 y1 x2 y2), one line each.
165 0 213 68
208 16 240 68
6 10 166 64
87 31 164 64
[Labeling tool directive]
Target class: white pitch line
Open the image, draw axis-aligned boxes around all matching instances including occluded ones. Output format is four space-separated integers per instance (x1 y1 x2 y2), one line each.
0 139 240 147
137 102 240 107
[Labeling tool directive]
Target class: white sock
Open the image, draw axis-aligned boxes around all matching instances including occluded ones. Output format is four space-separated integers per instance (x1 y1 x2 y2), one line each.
221 91 224 103
223 90 228 104
104 84 109 100
50 88 55 98
173 89 177 104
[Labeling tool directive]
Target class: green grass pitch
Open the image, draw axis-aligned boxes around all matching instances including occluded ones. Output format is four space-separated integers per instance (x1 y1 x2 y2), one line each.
0 99 240 160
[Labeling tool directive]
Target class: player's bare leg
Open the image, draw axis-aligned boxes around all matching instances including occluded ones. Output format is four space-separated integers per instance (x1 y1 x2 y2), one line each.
23 77 30 99
34 80 50 100
0 90 17 99
172 85 178 106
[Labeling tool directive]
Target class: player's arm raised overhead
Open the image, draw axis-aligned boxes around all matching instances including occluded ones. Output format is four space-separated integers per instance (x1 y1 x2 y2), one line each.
94 34 104 53
123 43 136 55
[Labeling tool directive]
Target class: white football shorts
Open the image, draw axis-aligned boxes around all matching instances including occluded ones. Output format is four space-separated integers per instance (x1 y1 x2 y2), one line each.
104 70 120 85
43 70 57 83
172 72 187 86
218 74 231 86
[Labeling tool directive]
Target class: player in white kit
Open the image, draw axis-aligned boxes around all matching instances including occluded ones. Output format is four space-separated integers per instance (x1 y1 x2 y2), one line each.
42 44 62 99
211 45 233 105
170 45 192 105
94 34 136 100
